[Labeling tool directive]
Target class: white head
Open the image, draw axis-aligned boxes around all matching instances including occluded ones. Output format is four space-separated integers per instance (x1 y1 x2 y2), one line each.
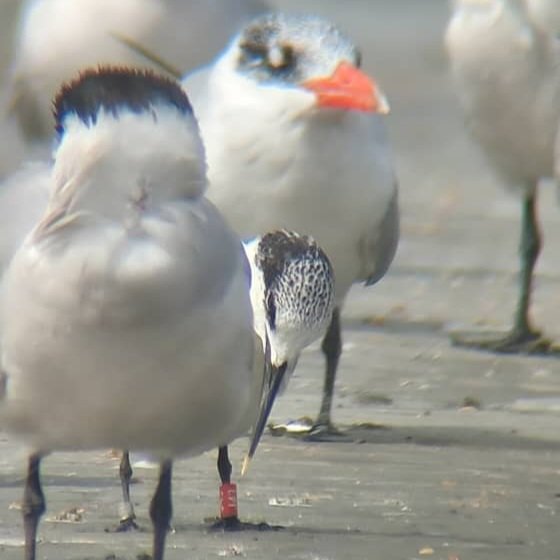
208 12 389 122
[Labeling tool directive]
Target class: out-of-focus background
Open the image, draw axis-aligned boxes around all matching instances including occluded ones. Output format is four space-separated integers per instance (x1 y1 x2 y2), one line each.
1 2 560 559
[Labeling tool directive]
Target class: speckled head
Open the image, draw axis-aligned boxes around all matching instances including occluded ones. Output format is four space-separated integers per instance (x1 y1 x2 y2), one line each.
256 230 327 290
255 229 335 335
53 66 193 138
230 13 388 113
235 13 361 86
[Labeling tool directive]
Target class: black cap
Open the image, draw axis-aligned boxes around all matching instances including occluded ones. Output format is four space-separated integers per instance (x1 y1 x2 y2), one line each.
53 66 192 137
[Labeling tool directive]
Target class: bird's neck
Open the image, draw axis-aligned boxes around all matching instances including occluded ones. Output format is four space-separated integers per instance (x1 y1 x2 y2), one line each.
51 110 207 220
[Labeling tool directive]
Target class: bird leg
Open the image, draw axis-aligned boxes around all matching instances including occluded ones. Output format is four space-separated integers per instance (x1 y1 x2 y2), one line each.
114 450 140 531
515 192 542 338
23 453 45 560
217 446 238 525
451 191 557 354
217 446 232 484
306 308 348 440
209 446 242 530
149 460 173 560
208 446 279 532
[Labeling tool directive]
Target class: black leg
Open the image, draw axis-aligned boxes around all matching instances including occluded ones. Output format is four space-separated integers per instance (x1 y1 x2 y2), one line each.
217 446 232 484
149 460 172 560
116 450 139 531
23 453 45 560
308 308 343 438
514 192 541 336
451 190 556 354
210 446 241 530
209 446 279 533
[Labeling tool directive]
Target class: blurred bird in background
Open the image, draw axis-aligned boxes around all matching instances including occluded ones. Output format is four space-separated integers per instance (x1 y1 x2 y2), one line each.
0 0 269 173
446 0 560 354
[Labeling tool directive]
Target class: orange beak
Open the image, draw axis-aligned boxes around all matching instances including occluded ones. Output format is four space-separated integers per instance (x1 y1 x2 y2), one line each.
302 61 390 114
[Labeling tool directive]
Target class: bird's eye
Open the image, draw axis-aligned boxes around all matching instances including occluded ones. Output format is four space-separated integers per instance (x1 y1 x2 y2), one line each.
240 40 295 75
239 39 269 66
267 44 295 71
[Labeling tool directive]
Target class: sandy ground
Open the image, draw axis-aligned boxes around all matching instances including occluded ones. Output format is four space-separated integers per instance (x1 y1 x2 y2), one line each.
1 1 560 559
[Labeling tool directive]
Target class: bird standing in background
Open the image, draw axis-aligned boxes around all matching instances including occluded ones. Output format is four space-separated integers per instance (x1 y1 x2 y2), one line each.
183 12 399 439
445 0 560 354
3 0 268 148
0 67 271 560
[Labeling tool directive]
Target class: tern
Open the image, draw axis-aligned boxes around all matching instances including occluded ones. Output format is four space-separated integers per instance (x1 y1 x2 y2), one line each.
446 0 560 354
0 66 275 560
182 12 399 438
212 230 335 528
242 230 335 462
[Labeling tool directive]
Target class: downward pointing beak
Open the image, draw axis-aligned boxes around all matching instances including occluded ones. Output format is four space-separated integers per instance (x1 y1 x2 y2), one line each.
242 359 287 476
302 61 390 114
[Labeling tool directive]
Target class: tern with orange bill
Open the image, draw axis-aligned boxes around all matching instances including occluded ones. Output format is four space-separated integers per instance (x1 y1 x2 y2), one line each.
182 12 399 439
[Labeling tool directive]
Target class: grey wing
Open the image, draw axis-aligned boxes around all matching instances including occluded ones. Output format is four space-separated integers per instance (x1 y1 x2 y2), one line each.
363 184 399 287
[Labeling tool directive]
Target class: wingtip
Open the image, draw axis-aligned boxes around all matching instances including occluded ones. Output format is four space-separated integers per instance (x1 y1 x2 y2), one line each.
241 455 252 477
